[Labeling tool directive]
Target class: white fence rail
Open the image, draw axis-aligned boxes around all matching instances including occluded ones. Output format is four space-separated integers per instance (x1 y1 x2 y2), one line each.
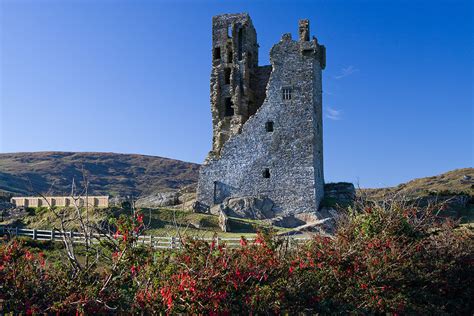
0 226 309 249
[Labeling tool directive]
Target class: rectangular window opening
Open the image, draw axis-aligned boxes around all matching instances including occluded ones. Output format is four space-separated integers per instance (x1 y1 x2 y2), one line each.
262 168 270 178
224 97 234 117
282 88 292 100
228 50 233 63
265 121 274 132
224 68 231 85
213 47 221 60
302 49 313 57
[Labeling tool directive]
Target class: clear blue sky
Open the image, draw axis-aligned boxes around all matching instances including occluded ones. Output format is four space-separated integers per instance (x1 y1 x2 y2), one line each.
0 0 472 188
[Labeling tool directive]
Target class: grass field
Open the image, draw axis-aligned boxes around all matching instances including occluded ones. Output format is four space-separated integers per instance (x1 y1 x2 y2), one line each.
1 205 292 238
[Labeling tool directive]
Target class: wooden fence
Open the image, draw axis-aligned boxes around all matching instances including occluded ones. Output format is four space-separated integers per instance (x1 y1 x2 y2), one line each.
0 226 309 249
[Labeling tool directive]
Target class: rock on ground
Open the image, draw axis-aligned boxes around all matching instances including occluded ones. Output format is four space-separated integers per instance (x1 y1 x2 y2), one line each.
135 191 180 208
210 196 274 220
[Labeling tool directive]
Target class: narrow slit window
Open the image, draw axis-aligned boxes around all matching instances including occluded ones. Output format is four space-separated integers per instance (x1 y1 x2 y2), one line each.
213 47 221 60
262 168 270 178
237 28 243 61
265 121 274 132
224 68 231 84
282 88 292 100
224 97 234 117
227 25 232 38
228 50 233 63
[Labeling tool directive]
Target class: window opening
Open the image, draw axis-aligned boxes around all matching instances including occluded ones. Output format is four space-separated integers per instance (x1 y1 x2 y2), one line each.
282 88 292 100
262 168 270 178
238 28 243 60
224 68 231 84
224 97 234 116
213 47 221 60
265 121 274 132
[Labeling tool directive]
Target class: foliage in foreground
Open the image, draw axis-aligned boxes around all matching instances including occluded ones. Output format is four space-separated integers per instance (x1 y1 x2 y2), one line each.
1 201 473 314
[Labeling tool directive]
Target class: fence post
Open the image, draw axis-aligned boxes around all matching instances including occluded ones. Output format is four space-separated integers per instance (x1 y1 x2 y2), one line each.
15 227 18 237
171 237 175 249
51 230 54 241
32 229 37 240
149 235 153 247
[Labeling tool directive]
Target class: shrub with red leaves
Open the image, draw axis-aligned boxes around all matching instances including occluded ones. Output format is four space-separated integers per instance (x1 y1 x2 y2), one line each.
1 200 472 314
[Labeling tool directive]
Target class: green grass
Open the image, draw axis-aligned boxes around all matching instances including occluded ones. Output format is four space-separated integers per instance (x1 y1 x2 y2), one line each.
140 208 288 237
1 206 120 230
1 205 282 238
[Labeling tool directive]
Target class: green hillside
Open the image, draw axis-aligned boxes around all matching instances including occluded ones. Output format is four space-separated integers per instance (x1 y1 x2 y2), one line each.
0 152 200 196
361 168 474 199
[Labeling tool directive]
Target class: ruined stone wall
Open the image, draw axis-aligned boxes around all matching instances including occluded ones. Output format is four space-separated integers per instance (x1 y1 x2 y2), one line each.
251 65 272 114
209 13 270 159
197 17 326 216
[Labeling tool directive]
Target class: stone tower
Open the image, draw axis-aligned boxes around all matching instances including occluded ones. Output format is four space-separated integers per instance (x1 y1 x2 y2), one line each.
209 13 271 158
197 13 326 217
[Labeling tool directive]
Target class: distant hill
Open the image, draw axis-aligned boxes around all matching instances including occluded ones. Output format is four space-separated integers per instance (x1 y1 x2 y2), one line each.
0 152 471 202
362 168 474 199
0 152 200 196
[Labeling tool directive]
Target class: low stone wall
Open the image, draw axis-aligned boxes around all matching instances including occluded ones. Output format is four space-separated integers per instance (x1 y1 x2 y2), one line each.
11 196 109 208
324 182 356 206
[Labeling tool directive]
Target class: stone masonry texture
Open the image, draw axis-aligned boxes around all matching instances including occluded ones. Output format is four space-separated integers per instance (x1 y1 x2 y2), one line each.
197 13 326 216
11 196 109 208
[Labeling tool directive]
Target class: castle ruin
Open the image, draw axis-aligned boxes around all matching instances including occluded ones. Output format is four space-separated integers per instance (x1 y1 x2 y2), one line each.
197 13 326 217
